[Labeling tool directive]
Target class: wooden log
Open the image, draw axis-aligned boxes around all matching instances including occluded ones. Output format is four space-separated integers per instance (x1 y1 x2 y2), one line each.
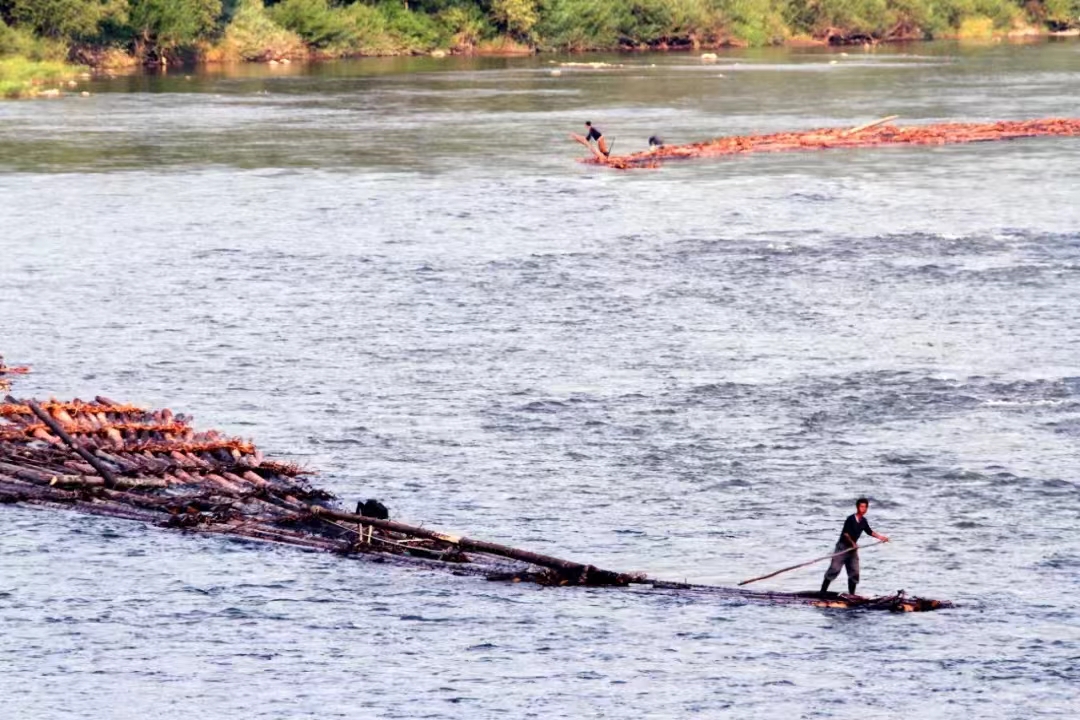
33 427 61 444
310 506 592 575
137 450 170 472
159 472 185 487
198 523 345 552
113 475 168 490
184 451 211 469
570 133 608 162
222 470 254 489
49 475 106 488
27 400 117 489
65 496 167 523
239 470 271 489
94 450 142 474
0 459 56 484
0 476 80 502
205 473 245 495
63 459 98 475
172 468 202 484
98 486 207 511
242 495 299 518
52 406 77 427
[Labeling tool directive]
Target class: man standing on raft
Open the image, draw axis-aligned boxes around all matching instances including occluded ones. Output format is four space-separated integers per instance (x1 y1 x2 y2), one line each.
821 497 889 596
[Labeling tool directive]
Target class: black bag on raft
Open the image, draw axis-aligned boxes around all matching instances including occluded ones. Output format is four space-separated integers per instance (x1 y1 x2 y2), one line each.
356 498 389 520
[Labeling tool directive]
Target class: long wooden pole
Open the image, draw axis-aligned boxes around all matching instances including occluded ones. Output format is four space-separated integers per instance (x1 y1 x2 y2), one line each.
570 133 608 162
26 399 118 489
737 539 885 586
840 115 899 137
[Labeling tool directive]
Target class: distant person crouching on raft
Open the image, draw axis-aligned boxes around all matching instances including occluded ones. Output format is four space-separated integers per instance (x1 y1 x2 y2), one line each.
584 121 610 157
648 135 664 151
821 497 889 596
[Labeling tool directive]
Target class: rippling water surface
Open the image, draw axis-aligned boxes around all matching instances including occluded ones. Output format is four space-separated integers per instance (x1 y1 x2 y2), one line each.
2 41 1079 718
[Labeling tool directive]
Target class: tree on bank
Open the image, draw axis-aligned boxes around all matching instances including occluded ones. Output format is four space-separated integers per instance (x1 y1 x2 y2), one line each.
492 0 540 39
2 0 126 40
127 0 220 61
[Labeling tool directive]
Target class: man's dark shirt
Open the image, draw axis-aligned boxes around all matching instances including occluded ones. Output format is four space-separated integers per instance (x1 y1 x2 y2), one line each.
839 513 872 546
586 126 602 141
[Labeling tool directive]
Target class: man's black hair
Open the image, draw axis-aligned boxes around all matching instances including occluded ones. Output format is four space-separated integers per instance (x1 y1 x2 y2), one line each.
585 121 592 126
856 497 870 506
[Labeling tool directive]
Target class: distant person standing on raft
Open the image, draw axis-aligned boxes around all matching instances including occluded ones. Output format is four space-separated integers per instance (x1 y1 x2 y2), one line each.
821 497 890 596
584 121 610 157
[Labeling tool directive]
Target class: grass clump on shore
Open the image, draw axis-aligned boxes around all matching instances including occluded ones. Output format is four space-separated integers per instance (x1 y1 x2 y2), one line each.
0 55 82 97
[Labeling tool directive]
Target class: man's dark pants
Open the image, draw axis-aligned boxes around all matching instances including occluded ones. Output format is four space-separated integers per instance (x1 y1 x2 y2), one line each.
822 542 859 593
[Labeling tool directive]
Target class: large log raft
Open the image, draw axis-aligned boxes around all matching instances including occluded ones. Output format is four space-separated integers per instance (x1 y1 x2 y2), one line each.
579 117 1080 169
0 355 950 612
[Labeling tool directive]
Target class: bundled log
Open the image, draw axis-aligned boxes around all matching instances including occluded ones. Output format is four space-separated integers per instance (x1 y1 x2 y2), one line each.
580 117 1080 169
0 354 30 392
0 355 952 611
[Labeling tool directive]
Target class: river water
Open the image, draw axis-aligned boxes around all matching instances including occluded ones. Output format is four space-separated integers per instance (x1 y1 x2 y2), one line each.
1 40 1079 718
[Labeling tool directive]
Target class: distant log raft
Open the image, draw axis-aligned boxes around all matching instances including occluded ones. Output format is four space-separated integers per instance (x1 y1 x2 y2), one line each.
579 117 1080 169
0 356 950 612
0 354 30 391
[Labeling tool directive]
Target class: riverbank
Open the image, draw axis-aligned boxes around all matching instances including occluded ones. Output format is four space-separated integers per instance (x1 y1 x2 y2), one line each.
0 57 86 98
1 0 1078 72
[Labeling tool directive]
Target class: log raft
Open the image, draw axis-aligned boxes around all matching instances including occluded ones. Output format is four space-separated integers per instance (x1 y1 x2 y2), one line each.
0 356 30 391
0 354 950 612
579 117 1080 169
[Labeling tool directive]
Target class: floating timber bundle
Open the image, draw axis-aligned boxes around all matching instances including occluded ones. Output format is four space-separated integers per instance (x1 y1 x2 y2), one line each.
0 357 950 612
579 117 1080 169
0 354 30 391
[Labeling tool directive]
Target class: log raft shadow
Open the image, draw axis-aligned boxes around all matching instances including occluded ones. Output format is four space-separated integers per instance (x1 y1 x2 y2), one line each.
0 355 950 612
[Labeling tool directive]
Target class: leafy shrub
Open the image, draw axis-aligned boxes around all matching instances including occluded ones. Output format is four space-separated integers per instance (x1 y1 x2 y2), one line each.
1041 0 1080 27
342 2 401 54
5 0 126 41
492 0 540 38
376 1 444 50
534 0 623 50
720 0 789 44
783 0 891 37
268 0 357 47
219 0 305 59
883 0 947 38
0 18 70 59
938 0 1022 29
438 4 490 49
128 0 222 53
957 13 995 35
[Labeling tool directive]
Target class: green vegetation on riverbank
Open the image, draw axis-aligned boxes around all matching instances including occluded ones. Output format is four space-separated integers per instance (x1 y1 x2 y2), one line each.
0 57 82 98
1 0 1078 68
0 20 85 96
